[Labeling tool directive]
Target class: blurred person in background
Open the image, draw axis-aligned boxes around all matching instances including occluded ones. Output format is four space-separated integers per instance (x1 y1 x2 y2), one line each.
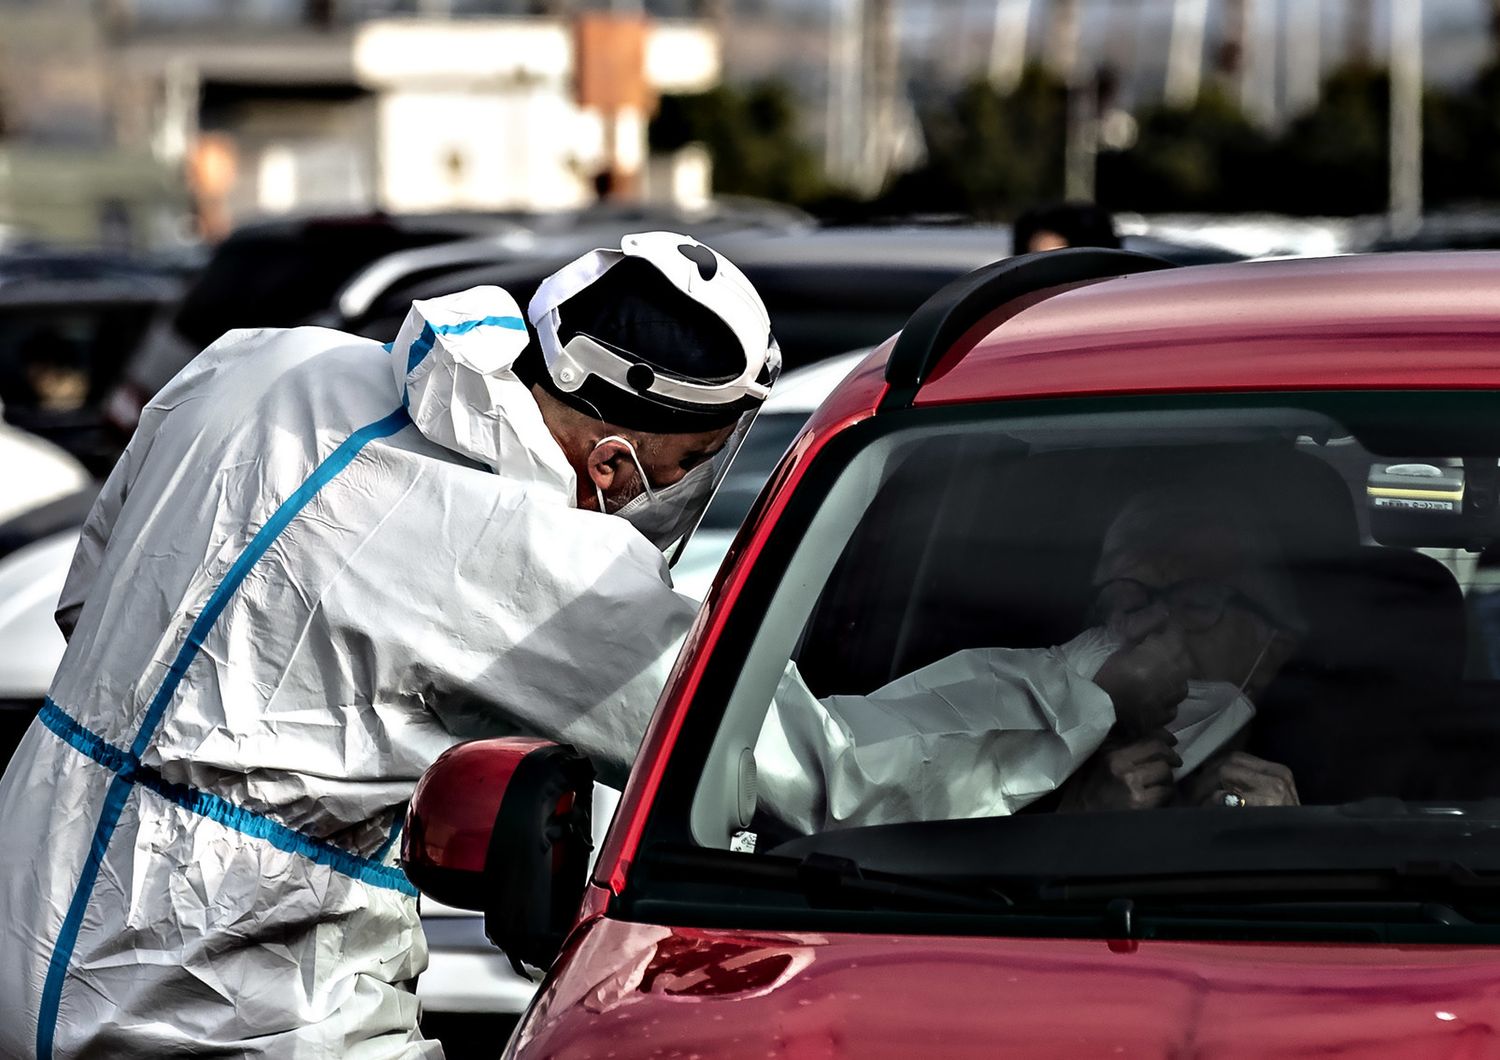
0 232 779 1059
1013 201 1121 253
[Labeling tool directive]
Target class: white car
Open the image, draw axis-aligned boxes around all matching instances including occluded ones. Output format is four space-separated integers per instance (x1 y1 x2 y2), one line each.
0 409 90 526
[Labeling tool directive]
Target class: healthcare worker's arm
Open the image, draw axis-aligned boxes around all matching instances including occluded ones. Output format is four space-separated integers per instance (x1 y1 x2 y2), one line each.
410 495 700 792
754 630 1121 834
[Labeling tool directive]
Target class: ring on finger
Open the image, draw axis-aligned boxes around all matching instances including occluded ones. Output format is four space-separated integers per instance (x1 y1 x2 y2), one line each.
1220 792 1246 809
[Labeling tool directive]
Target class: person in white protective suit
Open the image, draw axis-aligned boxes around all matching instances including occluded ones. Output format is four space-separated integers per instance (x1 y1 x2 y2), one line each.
0 232 781 1059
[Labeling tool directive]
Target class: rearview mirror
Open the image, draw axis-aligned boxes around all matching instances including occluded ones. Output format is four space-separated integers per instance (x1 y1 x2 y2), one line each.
402 738 595 972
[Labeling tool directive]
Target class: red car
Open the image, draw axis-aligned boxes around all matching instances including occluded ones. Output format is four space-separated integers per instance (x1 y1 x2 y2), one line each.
406 250 1500 1057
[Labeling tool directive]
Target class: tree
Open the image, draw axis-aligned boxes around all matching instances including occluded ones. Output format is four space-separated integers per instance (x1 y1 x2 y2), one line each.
650 82 829 205
879 66 1068 219
1096 85 1270 213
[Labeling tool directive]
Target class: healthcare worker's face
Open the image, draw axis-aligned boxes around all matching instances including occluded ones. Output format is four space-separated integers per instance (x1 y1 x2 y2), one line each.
1095 530 1285 694
585 424 736 512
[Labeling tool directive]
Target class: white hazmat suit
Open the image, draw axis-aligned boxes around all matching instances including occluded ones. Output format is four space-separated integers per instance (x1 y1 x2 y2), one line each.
0 286 701 1059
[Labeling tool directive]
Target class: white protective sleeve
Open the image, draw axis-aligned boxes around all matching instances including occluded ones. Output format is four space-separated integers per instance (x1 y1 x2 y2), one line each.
755 628 1120 833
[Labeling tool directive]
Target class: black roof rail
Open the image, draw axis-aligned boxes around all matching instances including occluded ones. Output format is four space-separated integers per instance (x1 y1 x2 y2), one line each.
881 247 1177 409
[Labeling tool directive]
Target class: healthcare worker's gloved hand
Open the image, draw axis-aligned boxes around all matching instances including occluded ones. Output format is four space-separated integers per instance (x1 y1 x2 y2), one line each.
1093 630 1193 738
1057 734 1183 813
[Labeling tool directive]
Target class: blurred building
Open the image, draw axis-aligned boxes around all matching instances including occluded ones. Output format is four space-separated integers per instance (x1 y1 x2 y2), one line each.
0 3 721 246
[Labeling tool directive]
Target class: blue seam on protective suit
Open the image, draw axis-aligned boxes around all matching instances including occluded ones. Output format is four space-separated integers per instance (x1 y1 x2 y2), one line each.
129 406 412 760
37 405 414 1060
373 811 405 863
35 773 133 1060
36 700 419 898
404 315 525 375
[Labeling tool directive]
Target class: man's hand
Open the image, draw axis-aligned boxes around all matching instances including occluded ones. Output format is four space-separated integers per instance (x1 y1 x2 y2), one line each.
1197 752 1300 808
1059 735 1183 813
1093 630 1192 737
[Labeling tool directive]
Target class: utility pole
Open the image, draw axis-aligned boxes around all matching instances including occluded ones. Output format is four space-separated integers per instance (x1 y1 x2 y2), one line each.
1344 0 1372 67
1044 0 1079 84
1216 0 1251 107
1165 0 1208 107
988 0 1032 93
1064 73 1098 201
1389 0 1423 239
1249 0 1278 127
825 0 862 187
862 0 898 195
1283 0 1322 117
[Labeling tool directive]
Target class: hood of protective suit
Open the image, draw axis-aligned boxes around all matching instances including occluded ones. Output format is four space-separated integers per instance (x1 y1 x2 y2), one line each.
392 285 577 500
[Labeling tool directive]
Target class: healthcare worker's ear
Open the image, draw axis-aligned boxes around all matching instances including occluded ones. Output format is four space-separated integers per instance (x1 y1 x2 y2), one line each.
585 436 641 511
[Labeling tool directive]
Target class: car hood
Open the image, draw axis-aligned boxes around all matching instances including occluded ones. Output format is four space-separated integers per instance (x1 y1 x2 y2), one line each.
515 916 1500 1057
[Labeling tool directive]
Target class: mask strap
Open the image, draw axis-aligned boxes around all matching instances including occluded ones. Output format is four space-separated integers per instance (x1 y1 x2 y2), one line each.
1237 628 1277 697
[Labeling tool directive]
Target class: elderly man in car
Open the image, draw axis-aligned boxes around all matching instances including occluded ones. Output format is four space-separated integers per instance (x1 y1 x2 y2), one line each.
757 485 1305 834
1054 486 1304 813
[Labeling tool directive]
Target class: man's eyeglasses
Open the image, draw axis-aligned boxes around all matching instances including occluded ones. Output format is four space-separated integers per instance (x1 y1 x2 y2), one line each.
1093 577 1275 633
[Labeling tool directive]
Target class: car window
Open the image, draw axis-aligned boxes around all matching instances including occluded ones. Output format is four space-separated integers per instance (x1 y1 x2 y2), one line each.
0 305 156 413
639 392 1500 939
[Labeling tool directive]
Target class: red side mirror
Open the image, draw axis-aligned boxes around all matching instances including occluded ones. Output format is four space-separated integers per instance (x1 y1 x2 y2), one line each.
402 737 595 971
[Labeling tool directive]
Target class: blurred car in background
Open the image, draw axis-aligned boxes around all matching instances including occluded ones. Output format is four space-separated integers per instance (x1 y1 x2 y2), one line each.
0 249 183 474
0 405 90 527
336 224 1243 371
100 210 535 447
103 201 811 452
0 529 75 769
322 200 811 336
1358 210 1500 253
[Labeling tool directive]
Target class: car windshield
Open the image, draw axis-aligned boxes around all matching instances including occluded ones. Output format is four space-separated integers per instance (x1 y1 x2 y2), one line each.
640 392 1500 940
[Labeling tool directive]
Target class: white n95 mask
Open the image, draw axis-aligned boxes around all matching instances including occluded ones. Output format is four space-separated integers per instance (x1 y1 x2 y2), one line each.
1167 681 1255 779
1166 630 1275 779
616 458 716 552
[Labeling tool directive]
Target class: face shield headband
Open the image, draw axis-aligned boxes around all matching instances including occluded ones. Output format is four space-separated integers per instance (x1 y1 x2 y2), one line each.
529 233 782 420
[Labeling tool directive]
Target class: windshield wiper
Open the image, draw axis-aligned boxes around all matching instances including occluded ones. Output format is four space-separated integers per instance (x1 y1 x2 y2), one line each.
641 844 1015 915
1041 861 1500 903
1031 861 1500 934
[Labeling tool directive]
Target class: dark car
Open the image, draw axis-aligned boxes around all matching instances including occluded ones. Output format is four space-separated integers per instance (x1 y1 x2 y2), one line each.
105 203 811 445
339 225 1243 372
0 250 184 475
101 210 537 445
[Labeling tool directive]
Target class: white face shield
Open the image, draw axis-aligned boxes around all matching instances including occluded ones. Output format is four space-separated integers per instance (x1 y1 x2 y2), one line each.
531 232 782 563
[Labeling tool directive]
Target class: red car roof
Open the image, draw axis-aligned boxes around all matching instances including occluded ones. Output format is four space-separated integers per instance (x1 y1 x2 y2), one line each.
906 251 1500 406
